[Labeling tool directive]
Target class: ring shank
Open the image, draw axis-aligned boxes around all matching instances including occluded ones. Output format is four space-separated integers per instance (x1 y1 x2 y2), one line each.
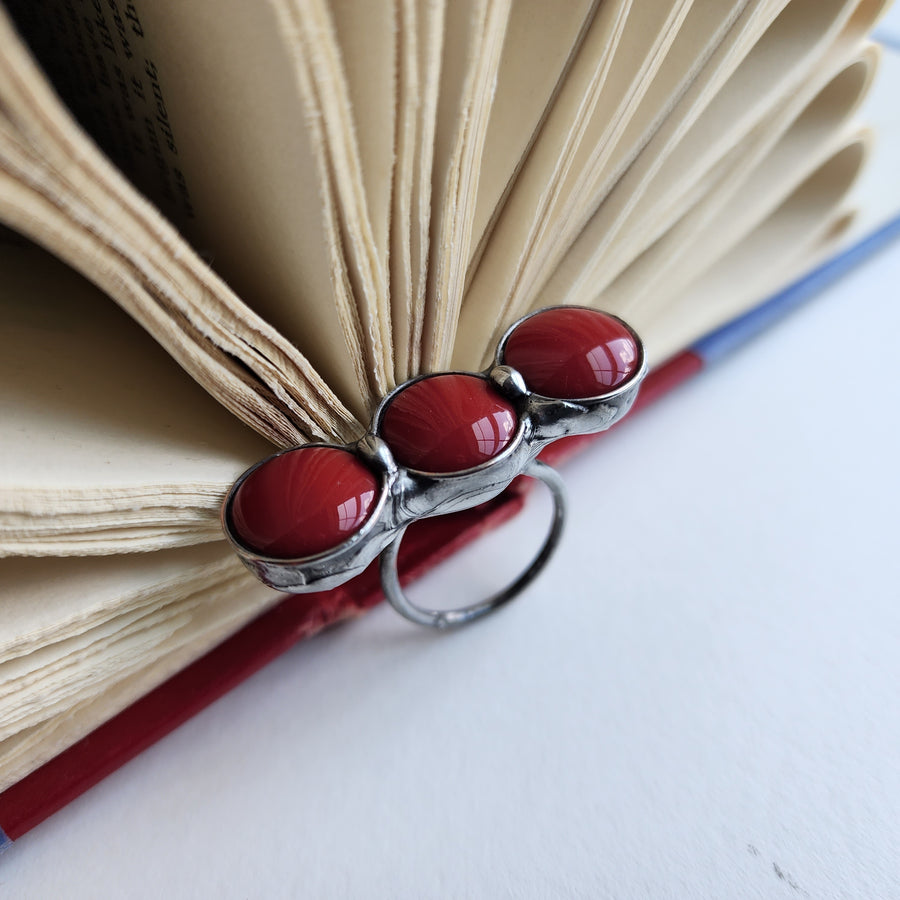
379 460 566 628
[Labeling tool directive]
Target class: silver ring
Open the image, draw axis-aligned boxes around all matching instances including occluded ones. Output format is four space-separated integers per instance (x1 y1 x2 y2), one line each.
222 307 645 628
379 460 566 629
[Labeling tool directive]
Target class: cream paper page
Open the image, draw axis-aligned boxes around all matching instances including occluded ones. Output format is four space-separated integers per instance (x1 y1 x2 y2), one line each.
0 570 279 791
649 29 900 353
420 0 512 369
467 0 600 273
121 0 376 411
329 0 396 300
530 0 861 328
647 136 869 358
0 245 271 556
454 0 760 366
605 54 874 316
0 542 277 790
489 0 787 356
279 0 393 396
393 0 445 379
516 0 696 303
592 0 880 286
390 0 443 381
451 0 632 366
523 0 754 300
0 9 359 445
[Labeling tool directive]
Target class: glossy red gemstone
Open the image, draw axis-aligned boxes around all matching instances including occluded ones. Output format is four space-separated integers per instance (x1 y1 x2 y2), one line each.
381 374 517 472
503 308 639 399
229 447 378 558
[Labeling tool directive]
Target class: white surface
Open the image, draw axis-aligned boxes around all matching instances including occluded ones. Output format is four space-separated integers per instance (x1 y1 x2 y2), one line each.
3 226 899 899
7 11 900 893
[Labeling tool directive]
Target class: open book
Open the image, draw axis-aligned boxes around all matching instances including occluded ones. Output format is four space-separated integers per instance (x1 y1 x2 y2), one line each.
0 0 895 806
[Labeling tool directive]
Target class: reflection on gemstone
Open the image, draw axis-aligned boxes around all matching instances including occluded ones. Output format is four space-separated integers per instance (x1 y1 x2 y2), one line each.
336 492 376 534
586 338 636 385
471 411 516 457
381 374 518 472
503 307 639 398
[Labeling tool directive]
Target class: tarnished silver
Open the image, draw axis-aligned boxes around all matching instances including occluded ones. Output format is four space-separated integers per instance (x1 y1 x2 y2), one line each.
222 439 400 594
380 460 566 628
493 309 646 444
222 306 646 627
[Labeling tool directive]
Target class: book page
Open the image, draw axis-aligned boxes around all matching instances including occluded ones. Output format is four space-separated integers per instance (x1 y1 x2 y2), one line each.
391 0 446 381
645 136 868 360
505 0 785 353
467 0 601 274
449 0 631 368
602 51 874 317
329 0 396 298
455 0 760 366
419 0 512 370
127 0 381 407
517 0 697 301
0 7 362 442
530 0 861 326
594 0 880 285
277 0 393 397
0 542 243 670
526 0 753 298
453 0 789 368
0 2 375 423
0 245 272 556
0 541 279 789
0 563 280 792
836 37 900 242
391 0 443 381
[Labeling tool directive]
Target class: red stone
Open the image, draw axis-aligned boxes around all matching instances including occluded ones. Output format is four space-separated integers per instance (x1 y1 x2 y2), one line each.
381 374 517 472
503 308 639 399
229 447 379 558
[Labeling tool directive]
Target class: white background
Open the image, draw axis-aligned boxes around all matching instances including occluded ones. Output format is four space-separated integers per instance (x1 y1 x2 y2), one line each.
6 10 900 898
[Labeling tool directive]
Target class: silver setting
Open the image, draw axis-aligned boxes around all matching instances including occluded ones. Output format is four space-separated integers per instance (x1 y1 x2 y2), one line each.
222 306 646 627
221 442 397 593
371 370 534 522
380 460 566 629
494 307 647 445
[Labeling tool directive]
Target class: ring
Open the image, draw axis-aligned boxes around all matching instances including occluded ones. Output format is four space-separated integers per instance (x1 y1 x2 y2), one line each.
379 460 566 628
222 306 646 628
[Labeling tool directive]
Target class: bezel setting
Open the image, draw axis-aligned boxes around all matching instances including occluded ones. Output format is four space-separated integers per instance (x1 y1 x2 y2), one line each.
222 307 647 595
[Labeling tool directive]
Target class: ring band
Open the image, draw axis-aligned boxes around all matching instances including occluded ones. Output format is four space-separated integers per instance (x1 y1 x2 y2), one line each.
379 460 566 629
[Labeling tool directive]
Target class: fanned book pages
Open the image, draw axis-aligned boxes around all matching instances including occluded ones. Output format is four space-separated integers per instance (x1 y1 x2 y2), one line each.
0 0 897 801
